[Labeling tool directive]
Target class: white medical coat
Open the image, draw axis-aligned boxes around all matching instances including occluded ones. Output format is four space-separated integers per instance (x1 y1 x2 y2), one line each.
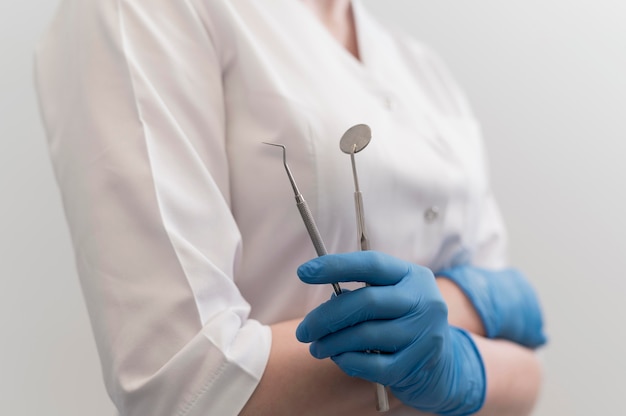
35 0 508 414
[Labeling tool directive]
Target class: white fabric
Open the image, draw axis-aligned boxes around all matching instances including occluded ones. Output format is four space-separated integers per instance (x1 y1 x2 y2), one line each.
35 0 508 414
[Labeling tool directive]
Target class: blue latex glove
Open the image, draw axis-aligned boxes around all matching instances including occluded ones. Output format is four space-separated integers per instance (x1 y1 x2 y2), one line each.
436 265 547 348
296 252 486 415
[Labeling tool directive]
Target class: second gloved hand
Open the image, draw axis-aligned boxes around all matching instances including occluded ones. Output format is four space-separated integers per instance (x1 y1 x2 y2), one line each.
436 265 547 348
296 252 486 415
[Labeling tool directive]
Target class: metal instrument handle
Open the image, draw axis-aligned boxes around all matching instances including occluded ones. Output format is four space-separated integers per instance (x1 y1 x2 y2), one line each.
296 198 342 296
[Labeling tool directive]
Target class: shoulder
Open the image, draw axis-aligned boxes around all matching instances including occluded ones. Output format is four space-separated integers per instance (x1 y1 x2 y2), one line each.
356 3 476 119
393 31 476 118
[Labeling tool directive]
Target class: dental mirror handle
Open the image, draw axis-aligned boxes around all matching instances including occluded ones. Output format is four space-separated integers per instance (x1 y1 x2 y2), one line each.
355 190 390 412
354 191 369 251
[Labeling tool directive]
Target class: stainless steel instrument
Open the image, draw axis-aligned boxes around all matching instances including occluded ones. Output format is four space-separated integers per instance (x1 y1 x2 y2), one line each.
263 142 342 296
340 124 390 413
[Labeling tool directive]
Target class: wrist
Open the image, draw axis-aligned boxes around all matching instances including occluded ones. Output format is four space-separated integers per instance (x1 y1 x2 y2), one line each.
445 327 487 416
397 326 486 415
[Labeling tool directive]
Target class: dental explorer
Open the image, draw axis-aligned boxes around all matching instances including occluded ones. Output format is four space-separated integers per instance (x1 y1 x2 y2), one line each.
339 124 390 413
263 142 342 296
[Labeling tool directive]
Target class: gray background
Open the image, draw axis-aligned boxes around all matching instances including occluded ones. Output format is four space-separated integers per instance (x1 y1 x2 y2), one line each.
2 0 624 414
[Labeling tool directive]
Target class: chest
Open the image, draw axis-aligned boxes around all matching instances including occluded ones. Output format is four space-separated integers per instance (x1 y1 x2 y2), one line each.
217 1 488 269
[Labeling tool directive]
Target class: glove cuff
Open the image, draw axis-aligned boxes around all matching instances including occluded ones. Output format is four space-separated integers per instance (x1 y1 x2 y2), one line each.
437 266 547 348
440 327 487 416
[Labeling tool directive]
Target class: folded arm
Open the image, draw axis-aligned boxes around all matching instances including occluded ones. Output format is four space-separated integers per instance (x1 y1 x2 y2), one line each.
242 254 543 415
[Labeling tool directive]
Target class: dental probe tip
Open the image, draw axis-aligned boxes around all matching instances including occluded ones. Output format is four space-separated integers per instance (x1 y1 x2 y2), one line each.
262 141 285 148
263 141 287 161
263 142 300 196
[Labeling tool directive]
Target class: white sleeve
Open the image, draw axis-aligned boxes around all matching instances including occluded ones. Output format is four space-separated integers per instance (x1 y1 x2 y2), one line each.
34 1 270 415
471 187 509 269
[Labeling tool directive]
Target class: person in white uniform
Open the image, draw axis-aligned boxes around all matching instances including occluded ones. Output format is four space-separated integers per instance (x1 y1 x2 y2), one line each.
35 0 547 414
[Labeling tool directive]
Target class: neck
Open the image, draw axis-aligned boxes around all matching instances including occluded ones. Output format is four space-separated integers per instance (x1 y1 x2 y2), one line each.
299 0 353 22
299 0 360 60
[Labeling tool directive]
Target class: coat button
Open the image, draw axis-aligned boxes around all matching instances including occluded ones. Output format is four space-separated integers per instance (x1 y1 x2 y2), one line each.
424 206 440 223
383 95 395 110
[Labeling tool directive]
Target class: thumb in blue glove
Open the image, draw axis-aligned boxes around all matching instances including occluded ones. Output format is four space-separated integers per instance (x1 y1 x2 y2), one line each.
296 251 486 415
436 265 547 348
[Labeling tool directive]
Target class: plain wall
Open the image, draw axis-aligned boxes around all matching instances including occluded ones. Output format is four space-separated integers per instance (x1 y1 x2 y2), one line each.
2 0 624 414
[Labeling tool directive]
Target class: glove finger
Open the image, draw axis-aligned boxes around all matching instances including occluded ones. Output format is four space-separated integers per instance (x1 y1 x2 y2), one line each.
298 251 422 286
331 351 401 386
296 284 415 342
308 319 415 358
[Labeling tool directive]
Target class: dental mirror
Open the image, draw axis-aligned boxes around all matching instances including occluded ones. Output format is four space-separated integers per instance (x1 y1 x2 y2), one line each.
339 123 372 155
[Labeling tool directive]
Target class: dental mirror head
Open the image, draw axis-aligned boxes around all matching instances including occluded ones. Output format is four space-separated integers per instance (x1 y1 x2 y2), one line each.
340 124 372 154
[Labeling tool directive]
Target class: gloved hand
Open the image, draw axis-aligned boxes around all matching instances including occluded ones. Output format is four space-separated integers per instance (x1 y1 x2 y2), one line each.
296 252 486 415
436 265 547 348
